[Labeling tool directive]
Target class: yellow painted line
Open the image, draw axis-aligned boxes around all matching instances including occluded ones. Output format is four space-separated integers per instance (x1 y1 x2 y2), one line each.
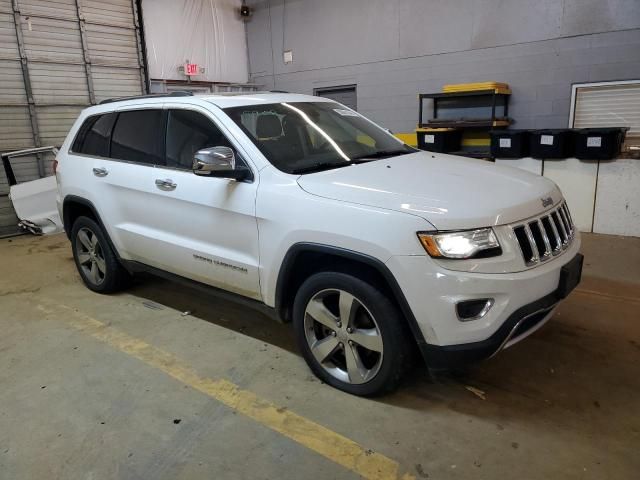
573 288 640 305
36 299 414 480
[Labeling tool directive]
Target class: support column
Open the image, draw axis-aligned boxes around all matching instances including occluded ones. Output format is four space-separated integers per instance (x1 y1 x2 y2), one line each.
131 0 149 94
11 0 44 178
75 0 97 105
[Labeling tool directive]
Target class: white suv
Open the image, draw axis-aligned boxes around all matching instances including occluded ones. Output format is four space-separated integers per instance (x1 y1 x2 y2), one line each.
56 92 583 396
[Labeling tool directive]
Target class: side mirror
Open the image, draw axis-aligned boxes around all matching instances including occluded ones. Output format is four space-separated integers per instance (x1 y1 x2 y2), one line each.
193 146 235 174
193 146 250 181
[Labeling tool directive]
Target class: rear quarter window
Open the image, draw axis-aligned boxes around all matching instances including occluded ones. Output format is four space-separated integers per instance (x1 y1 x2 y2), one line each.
71 113 117 157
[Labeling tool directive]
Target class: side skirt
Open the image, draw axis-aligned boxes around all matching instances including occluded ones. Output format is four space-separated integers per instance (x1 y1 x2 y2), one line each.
121 260 281 323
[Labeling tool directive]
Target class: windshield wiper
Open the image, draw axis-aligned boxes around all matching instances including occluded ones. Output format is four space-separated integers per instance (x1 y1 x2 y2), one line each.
349 149 413 161
292 162 353 174
292 149 415 174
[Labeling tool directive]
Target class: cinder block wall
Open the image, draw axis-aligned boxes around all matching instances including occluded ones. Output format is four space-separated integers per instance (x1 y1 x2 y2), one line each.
245 0 640 134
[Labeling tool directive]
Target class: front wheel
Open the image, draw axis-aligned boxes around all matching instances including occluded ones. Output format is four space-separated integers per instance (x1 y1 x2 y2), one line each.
293 272 410 396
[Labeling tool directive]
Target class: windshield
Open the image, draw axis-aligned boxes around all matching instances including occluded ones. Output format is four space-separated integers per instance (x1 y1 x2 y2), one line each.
224 102 415 174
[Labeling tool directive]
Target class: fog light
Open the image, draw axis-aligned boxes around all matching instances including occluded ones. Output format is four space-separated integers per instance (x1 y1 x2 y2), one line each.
456 298 494 321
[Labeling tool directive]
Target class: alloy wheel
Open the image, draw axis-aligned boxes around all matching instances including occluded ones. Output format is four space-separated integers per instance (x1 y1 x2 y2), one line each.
303 288 384 384
75 227 106 286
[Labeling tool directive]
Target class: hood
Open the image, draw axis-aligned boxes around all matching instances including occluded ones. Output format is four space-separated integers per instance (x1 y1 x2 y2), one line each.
296 151 562 230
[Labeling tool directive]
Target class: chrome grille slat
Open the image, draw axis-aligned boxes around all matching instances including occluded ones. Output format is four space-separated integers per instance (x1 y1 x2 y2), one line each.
553 211 569 246
528 221 549 261
564 204 575 229
543 215 562 254
558 207 572 238
565 204 575 235
523 224 540 264
512 201 575 267
537 219 552 259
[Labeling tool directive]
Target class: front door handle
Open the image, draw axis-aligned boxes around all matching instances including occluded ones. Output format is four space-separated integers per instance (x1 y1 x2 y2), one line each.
92 167 108 177
155 178 177 191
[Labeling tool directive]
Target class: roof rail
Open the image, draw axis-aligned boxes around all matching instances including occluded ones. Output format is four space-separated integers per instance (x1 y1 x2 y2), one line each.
99 91 194 105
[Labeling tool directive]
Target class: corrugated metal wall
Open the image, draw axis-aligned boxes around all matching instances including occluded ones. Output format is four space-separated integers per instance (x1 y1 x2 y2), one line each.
0 0 147 235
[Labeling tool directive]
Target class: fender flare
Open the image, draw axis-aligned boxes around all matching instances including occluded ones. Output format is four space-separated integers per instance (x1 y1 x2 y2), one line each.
274 242 428 347
62 195 127 269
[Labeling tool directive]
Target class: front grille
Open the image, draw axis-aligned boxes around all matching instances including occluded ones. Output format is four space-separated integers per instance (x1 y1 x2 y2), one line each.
513 201 575 266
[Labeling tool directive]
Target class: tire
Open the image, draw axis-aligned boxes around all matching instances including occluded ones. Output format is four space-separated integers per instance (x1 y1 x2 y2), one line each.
70 216 130 293
293 272 410 396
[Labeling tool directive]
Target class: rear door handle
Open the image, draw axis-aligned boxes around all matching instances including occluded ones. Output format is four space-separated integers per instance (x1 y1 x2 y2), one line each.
92 167 108 177
155 178 177 191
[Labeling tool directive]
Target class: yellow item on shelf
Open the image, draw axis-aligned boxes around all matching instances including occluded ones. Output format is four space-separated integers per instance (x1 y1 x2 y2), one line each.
461 131 491 147
442 82 511 95
415 127 456 132
394 132 417 147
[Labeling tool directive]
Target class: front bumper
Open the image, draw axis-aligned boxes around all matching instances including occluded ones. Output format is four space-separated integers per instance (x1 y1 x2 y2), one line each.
421 286 563 368
386 235 582 368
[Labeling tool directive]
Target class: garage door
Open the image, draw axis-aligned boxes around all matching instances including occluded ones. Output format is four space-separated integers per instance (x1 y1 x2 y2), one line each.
0 0 147 233
314 85 357 111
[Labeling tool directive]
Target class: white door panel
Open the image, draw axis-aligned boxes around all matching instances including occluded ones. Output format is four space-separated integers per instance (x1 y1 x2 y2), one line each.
129 104 262 299
91 159 156 260
141 169 260 299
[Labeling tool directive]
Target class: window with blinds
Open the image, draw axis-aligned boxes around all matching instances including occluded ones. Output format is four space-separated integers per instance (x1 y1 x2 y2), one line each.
570 81 640 155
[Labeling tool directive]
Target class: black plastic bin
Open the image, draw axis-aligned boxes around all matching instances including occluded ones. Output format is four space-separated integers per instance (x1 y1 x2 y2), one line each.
529 129 574 159
490 130 530 158
417 129 462 153
574 128 627 160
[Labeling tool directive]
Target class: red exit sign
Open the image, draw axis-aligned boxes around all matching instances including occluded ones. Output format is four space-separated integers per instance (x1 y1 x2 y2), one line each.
184 63 199 76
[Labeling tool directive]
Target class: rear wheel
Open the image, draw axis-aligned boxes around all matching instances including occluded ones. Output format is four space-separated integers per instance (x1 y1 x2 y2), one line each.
293 272 410 396
71 216 130 293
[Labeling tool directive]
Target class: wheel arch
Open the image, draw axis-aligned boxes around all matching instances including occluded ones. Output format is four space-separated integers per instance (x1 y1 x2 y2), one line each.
62 195 100 238
62 195 126 269
274 243 427 349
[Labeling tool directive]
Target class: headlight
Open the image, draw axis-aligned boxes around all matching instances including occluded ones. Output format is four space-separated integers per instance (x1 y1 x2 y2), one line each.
417 228 501 259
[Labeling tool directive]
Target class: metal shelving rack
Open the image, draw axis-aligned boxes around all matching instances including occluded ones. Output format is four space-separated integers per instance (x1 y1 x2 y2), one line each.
418 89 511 129
416 88 512 158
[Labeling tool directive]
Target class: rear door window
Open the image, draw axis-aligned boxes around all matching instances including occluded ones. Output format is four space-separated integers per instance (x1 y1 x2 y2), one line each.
110 109 164 165
72 113 117 157
165 109 233 170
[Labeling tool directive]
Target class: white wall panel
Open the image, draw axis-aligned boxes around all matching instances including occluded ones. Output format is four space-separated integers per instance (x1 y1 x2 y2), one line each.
543 158 598 232
494 157 543 176
593 159 640 237
142 0 248 83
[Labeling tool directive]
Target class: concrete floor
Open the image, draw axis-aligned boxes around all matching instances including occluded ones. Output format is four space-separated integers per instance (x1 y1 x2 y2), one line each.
0 232 639 480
